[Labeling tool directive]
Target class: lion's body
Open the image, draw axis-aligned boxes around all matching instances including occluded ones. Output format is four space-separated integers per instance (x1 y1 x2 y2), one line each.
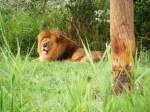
37 30 102 62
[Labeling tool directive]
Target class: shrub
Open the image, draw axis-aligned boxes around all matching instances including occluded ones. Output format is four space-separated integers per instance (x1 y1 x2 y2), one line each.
65 0 110 51
1 12 41 56
0 5 69 57
135 0 150 49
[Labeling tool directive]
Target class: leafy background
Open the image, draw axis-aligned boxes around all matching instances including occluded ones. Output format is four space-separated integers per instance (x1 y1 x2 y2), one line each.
0 0 149 57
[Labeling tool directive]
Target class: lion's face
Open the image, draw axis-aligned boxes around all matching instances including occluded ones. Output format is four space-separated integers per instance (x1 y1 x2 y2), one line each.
38 31 58 55
40 38 51 55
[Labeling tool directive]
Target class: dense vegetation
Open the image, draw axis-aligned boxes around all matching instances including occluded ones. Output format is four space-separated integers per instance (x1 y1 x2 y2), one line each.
0 0 149 56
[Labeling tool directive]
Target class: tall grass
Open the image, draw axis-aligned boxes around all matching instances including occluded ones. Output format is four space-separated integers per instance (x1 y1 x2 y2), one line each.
0 36 150 112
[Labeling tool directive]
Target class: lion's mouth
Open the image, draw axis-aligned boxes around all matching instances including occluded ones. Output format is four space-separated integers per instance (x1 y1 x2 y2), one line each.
41 42 49 55
42 46 49 55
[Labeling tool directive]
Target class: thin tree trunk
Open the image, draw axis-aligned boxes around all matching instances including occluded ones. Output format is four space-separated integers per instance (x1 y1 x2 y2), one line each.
110 0 136 94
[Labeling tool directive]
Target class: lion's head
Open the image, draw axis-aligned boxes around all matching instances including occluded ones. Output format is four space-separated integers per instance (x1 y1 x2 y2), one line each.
37 30 79 61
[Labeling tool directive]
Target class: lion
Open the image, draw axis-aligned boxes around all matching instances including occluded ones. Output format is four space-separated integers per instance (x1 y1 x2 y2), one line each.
71 48 102 62
37 29 102 62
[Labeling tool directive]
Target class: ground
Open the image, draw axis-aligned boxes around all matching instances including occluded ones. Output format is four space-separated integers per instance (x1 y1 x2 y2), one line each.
0 50 150 112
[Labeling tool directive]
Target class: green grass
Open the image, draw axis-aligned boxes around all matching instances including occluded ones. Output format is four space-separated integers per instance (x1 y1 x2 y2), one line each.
0 47 150 112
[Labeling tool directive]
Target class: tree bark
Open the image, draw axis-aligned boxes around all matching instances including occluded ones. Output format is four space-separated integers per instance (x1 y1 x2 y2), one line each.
110 0 136 94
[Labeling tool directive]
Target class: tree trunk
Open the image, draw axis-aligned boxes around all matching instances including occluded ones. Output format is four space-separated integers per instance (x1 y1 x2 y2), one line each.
110 0 136 94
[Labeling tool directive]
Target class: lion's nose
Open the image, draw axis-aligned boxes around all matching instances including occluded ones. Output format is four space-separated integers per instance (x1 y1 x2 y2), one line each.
43 43 47 47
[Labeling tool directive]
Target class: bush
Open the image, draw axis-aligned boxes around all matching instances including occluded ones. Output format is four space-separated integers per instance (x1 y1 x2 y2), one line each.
1 12 40 56
66 0 109 50
0 5 69 57
135 0 150 49
0 0 109 56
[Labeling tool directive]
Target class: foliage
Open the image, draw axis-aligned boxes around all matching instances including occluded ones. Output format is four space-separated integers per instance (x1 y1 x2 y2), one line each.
135 0 150 49
0 12 40 56
0 0 110 57
0 1 69 57
0 0 150 56
66 0 109 50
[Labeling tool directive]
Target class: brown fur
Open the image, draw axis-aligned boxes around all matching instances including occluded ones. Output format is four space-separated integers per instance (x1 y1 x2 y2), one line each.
37 29 102 62
71 48 102 62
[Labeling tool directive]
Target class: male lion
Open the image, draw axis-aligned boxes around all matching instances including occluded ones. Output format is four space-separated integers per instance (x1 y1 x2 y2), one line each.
37 29 102 62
